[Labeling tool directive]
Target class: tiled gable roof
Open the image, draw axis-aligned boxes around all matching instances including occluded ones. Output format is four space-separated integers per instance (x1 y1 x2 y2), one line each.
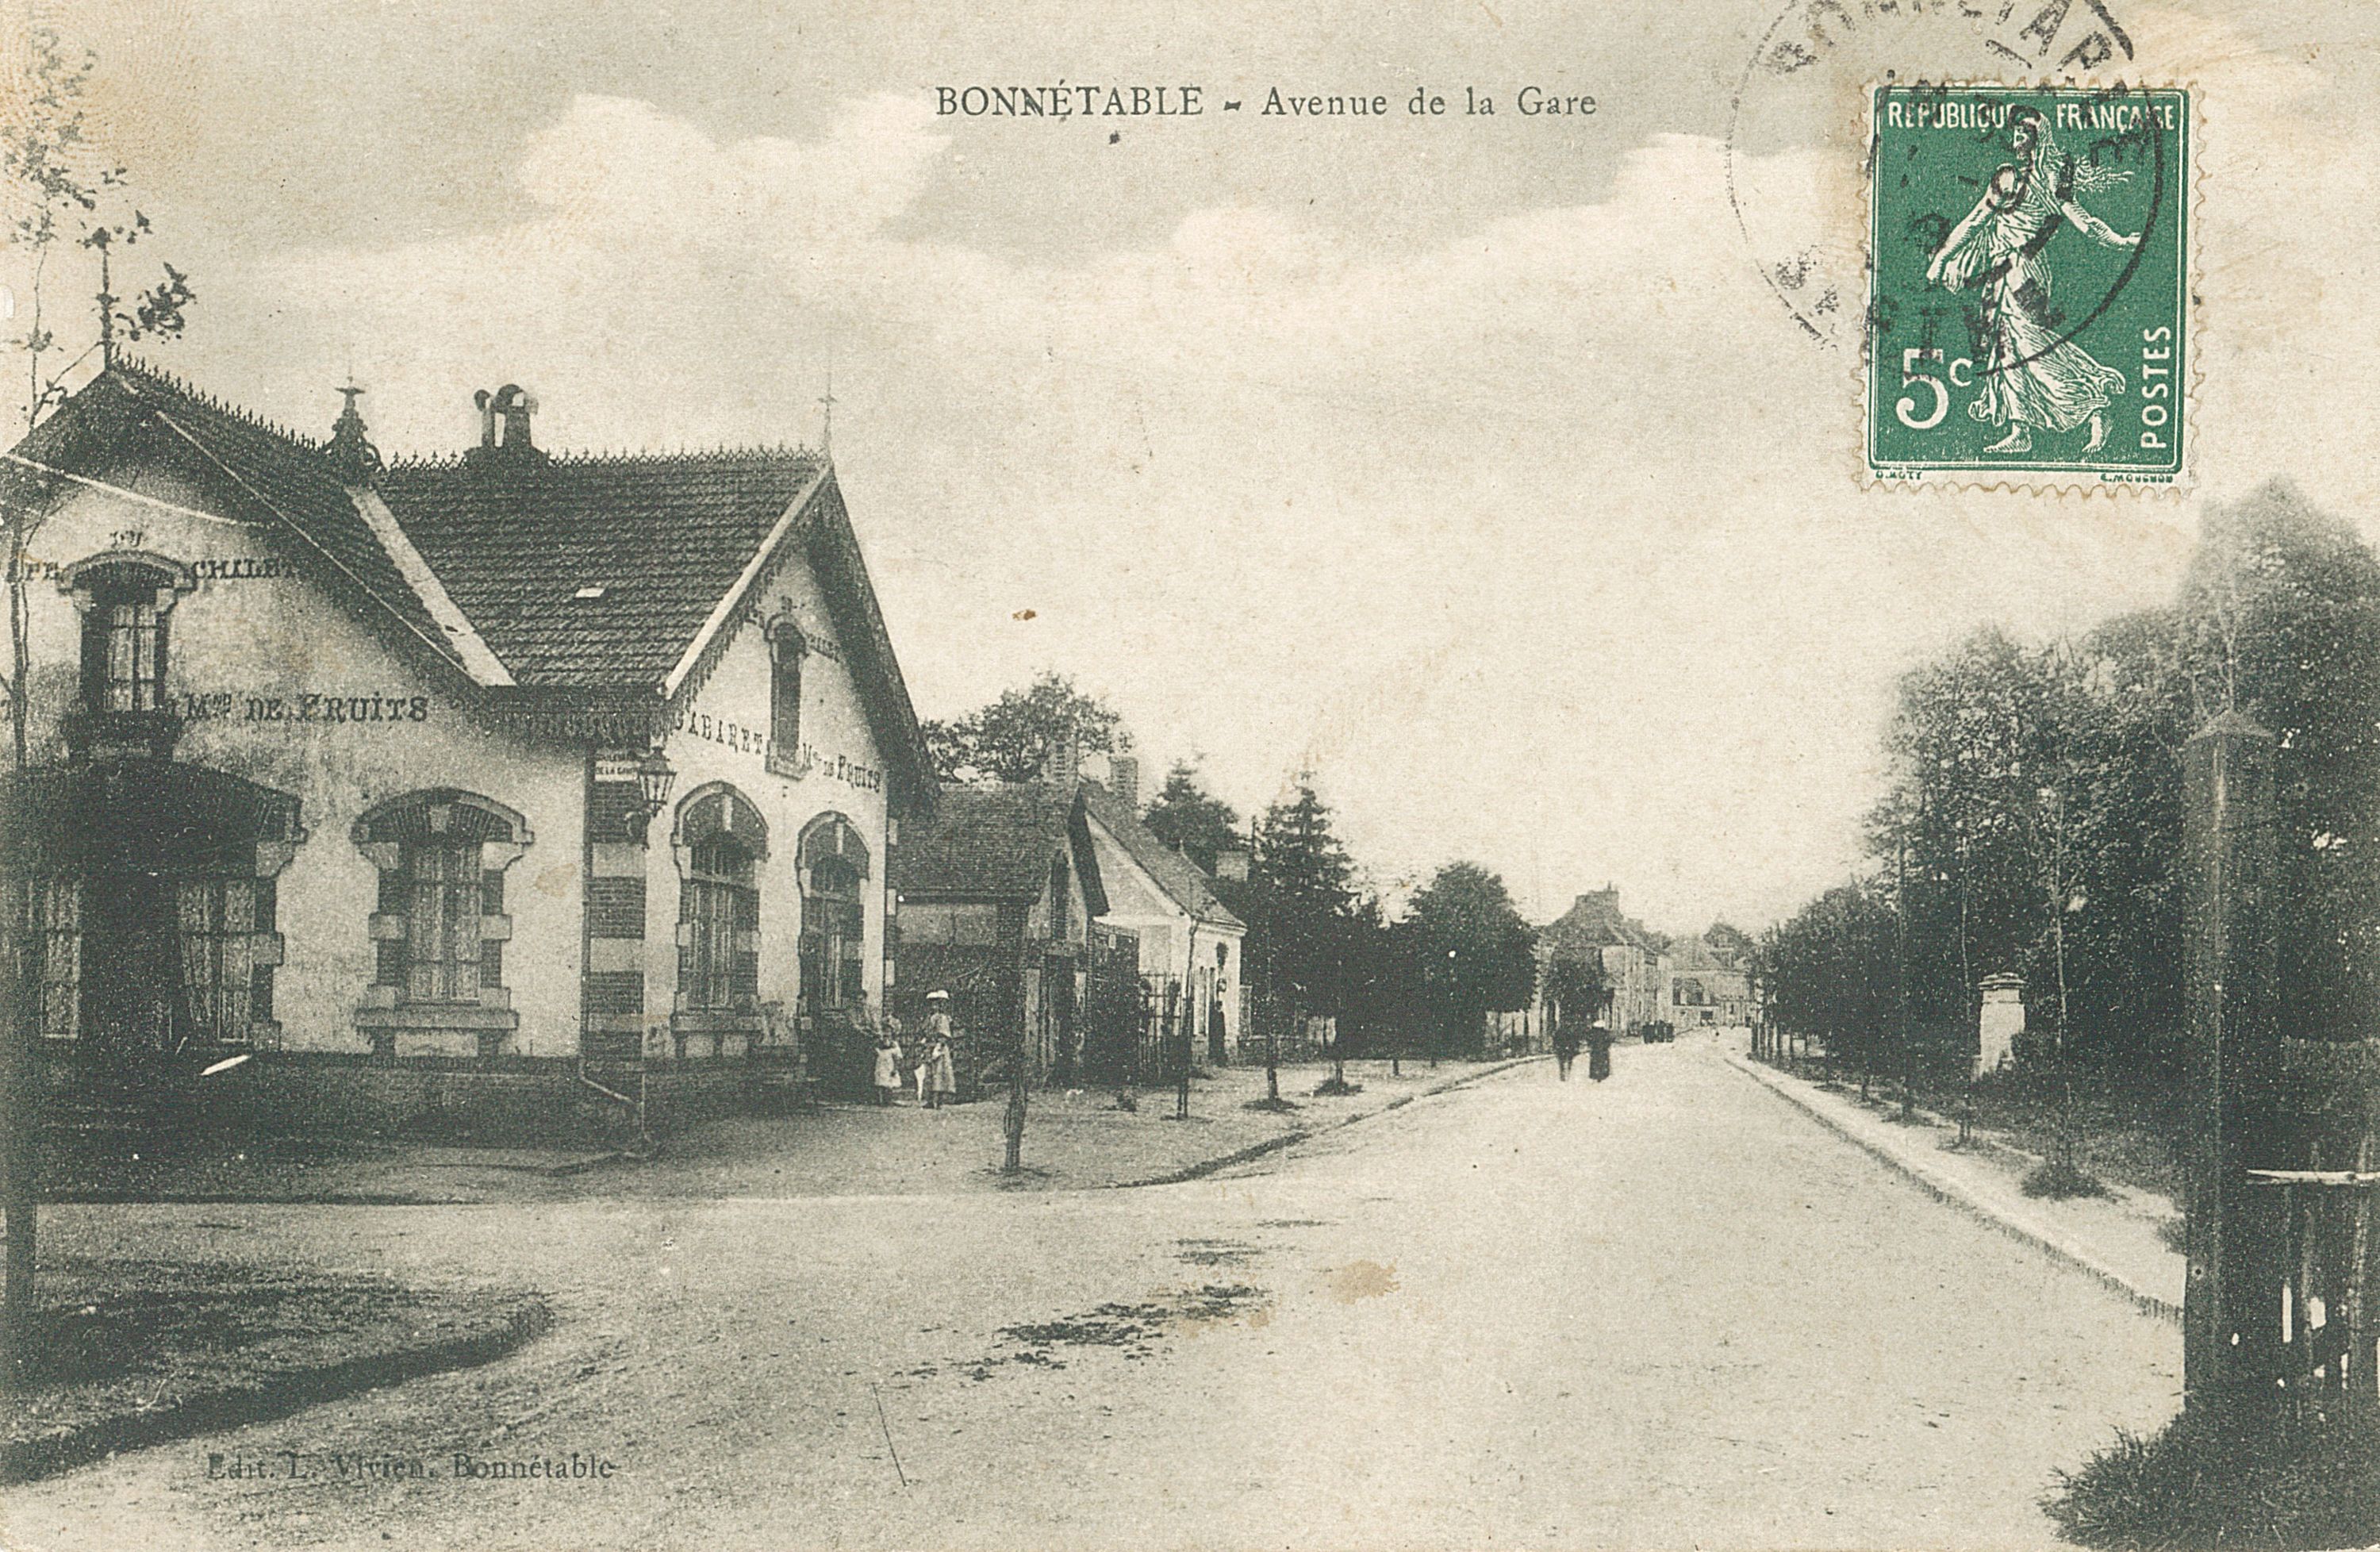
1080 779 1243 930
11 362 466 675
896 782 1107 913
10 363 933 808
376 446 823 689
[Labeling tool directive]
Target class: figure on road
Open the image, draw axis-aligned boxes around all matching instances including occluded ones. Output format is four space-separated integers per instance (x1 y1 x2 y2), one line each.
1587 1016 1614 1082
922 992 958 1111
873 1024 905 1106
1552 1015 1580 1081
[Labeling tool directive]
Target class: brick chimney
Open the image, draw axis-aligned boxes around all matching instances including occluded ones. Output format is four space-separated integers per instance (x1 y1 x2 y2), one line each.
1107 753 1139 811
1215 847 1250 882
469 384 547 468
1040 724 1081 790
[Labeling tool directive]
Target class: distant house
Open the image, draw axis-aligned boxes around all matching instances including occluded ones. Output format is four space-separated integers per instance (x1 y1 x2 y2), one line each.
0 359 932 1139
1664 932 1755 1028
890 778 1108 1091
1080 755 1246 1064
1536 886 1668 1038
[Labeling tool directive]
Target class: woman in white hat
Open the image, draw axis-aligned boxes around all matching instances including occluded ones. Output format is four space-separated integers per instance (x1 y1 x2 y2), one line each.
922 990 958 1110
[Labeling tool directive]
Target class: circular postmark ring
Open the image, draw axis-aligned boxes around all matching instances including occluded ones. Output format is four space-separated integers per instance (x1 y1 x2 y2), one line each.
1930 83 2168 377
1724 0 2167 359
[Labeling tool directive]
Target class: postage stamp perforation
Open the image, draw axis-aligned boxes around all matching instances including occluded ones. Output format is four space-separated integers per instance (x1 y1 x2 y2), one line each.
1858 76 2200 495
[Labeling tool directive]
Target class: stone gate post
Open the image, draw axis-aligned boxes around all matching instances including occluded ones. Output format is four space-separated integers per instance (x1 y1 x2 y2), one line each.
2182 711 2287 1417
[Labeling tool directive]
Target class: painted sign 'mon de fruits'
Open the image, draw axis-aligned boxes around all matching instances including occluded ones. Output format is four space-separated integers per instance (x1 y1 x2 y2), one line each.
1868 86 2188 482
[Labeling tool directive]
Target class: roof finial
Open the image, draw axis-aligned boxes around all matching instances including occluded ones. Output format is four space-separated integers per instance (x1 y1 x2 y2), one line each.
327 377 381 483
818 342 837 456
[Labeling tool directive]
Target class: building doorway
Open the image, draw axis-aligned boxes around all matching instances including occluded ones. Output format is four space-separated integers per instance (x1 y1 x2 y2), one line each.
2 759 300 1072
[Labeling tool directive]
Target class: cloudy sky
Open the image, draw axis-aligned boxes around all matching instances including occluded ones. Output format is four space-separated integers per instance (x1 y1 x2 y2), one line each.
5 0 2374 935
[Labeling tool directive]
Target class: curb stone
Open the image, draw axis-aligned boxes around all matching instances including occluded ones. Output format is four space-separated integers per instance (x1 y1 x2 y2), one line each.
1722 1050 2182 1325
0 1297 553 1485
1115 1056 1546 1189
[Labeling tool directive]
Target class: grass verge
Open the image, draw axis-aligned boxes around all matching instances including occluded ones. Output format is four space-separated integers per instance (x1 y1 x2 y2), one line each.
2022 1158 2113 1199
2 1257 548 1483
2047 1408 2380 1550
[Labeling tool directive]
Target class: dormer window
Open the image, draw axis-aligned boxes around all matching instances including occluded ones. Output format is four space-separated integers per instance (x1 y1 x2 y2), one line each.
86 571 167 712
58 554 195 727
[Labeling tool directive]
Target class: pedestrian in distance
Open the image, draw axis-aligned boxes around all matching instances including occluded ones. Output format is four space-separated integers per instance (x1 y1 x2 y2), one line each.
1552 1015 1580 1081
1587 1016 1614 1082
922 991 958 1111
872 1023 904 1106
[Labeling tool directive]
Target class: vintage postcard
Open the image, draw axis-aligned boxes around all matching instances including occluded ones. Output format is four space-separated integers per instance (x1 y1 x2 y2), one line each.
0 2 2376 1550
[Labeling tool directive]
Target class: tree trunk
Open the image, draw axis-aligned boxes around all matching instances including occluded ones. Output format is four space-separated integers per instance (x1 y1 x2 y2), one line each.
1004 1020 1028 1174
2 486 35 1389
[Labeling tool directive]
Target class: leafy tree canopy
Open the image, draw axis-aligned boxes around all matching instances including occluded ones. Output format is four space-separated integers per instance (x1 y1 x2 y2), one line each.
1403 861 1540 1041
1141 760 1241 873
923 671 1123 786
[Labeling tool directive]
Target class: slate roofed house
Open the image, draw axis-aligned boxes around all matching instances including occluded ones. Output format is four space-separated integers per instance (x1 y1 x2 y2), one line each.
0 359 932 1142
890 774 1108 1092
1077 755 1246 1066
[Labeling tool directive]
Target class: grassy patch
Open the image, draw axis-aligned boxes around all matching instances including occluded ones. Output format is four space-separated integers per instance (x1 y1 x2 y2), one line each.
2 1258 547 1483
2047 1408 2380 1550
1965 1070 2186 1201
2022 1158 2113 1199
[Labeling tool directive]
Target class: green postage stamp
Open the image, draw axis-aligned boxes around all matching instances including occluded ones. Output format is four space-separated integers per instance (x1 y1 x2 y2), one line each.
1867 85 2190 485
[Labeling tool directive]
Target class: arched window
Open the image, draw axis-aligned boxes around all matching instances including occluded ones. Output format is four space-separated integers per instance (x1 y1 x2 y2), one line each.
798 813 870 1014
674 785 768 1016
58 553 194 717
766 619 808 776
351 792 529 1039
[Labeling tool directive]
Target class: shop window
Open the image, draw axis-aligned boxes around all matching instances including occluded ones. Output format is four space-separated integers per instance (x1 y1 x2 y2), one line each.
797 812 872 1014
682 834 761 1012
351 791 530 1041
11 877 83 1039
671 783 771 1026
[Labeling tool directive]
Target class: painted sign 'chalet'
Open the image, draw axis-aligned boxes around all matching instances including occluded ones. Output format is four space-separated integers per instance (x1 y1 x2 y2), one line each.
0 361 933 1135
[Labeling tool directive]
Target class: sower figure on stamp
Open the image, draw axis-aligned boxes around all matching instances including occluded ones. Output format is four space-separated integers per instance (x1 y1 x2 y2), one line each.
1926 106 2141 456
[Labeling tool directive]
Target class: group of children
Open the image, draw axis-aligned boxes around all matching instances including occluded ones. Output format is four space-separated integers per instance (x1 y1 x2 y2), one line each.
871 988 960 1108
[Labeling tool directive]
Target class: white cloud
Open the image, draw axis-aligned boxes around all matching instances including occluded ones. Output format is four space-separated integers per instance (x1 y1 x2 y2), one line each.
171 25 2378 932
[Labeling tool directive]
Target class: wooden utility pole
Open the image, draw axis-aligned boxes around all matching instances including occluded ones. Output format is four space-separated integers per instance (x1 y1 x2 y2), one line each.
2181 712 2285 1419
1003 982 1031 1174
1171 983 1190 1121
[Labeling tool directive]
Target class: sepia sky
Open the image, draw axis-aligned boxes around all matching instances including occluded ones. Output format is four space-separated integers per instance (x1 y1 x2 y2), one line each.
6 0 2376 935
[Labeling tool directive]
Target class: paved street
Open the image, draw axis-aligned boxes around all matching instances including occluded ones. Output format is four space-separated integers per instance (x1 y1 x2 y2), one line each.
1 1039 2179 1551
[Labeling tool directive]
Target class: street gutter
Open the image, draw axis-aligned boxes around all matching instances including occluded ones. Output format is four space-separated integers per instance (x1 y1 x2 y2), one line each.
1115 1055 1545 1189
